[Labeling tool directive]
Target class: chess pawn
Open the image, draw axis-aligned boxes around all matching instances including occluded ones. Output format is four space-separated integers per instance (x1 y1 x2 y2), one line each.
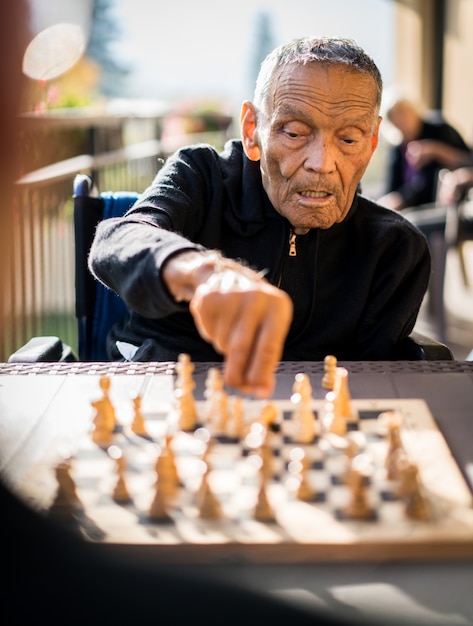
258 403 278 428
174 353 198 431
291 373 317 443
259 440 274 483
91 375 117 445
214 390 230 435
396 458 430 521
254 481 275 522
149 480 172 522
253 440 276 522
111 453 132 504
383 412 405 480
296 454 315 502
323 391 347 436
344 465 372 520
149 441 179 522
204 367 230 433
204 367 224 398
259 406 282 461
175 352 195 389
204 367 228 432
98 375 117 431
386 446 408 483
342 437 362 484
154 435 180 499
130 394 149 437
333 367 356 421
196 443 222 519
291 372 312 400
197 472 223 520
91 417 114 446
227 396 245 439
322 354 337 390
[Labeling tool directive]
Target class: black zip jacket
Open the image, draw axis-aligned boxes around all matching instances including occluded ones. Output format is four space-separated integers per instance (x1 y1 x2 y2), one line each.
89 139 431 362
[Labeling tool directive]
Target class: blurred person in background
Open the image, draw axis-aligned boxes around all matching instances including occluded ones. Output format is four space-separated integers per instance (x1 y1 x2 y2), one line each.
377 94 470 211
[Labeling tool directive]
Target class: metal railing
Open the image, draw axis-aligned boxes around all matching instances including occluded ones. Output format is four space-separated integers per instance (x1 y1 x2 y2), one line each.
2 110 231 361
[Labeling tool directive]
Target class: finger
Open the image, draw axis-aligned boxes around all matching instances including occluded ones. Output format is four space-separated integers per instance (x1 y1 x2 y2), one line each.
209 293 248 355
244 297 293 397
224 291 293 397
221 301 267 392
190 289 242 354
188 286 218 344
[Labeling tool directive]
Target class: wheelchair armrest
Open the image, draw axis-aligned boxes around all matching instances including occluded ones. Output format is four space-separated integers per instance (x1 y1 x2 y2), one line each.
7 332 454 364
394 331 454 361
7 336 78 363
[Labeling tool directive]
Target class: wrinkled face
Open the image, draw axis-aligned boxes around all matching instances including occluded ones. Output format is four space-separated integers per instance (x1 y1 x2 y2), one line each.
241 63 381 234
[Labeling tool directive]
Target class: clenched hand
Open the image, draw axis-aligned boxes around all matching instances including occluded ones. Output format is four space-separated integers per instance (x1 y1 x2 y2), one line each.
163 250 293 398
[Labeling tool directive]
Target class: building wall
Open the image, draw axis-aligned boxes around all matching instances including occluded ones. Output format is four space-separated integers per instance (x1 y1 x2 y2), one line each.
443 0 473 143
394 0 435 107
394 0 473 145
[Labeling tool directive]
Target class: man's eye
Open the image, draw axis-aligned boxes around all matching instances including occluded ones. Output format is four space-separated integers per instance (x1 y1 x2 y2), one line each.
280 124 309 139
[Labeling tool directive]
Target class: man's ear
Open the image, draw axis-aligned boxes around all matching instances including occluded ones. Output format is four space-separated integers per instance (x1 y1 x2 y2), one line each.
240 101 261 161
371 115 382 152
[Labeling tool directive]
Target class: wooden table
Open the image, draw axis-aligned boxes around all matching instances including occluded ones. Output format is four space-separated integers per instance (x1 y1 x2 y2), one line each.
1 360 473 624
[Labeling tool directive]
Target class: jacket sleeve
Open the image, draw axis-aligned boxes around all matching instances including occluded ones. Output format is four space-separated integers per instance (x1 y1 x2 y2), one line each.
87 147 215 319
355 216 431 359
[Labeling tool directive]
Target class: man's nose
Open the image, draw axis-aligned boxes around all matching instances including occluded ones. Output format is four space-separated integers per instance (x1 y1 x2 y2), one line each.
304 135 335 173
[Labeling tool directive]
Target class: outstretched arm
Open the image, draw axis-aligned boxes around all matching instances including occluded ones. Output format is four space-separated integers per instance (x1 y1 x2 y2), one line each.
406 140 473 170
162 249 293 398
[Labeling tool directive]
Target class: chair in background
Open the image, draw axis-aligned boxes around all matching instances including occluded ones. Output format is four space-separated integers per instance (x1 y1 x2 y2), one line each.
8 175 454 363
445 192 473 288
402 169 473 343
73 175 139 360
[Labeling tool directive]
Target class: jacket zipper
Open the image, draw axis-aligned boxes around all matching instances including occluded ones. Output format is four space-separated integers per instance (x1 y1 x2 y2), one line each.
288 229 297 256
277 228 297 287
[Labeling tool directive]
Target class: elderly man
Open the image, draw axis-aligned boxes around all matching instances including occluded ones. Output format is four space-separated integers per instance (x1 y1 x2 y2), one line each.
89 36 430 397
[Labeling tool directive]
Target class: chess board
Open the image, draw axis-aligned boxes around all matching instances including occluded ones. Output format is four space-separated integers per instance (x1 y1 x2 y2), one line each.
12 370 473 564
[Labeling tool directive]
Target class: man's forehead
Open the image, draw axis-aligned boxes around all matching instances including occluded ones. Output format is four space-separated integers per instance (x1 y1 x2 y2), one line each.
268 62 378 112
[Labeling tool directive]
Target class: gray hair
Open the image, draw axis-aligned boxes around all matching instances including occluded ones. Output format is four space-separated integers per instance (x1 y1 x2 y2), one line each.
254 36 383 111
